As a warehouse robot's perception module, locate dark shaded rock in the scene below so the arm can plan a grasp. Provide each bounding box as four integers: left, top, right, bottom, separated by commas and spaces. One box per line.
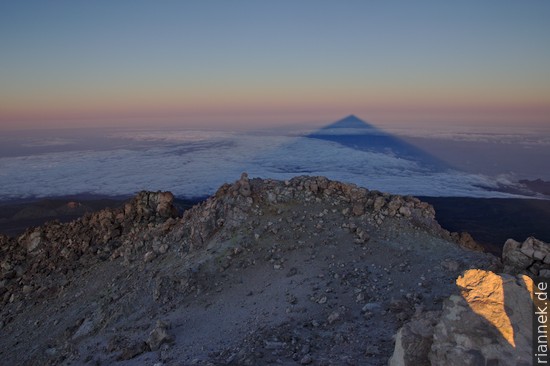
503, 237, 550, 276
147, 321, 173, 351
117, 341, 149, 361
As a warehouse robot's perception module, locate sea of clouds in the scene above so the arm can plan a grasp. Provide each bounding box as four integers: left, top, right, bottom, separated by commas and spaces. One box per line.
0, 128, 531, 200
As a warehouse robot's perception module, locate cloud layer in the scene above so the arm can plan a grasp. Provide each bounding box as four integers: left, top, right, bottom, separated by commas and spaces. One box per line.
0, 130, 529, 200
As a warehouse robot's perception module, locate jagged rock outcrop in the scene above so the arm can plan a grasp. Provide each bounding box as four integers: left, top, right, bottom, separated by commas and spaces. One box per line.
388, 311, 441, 366
503, 236, 550, 277
175, 173, 456, 253
451, 231, 485, 252
389, 269, 534, 366
0, 191, 177, 307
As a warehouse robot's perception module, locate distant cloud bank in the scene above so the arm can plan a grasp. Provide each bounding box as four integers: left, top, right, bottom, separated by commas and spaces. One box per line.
0, 129, 532, 200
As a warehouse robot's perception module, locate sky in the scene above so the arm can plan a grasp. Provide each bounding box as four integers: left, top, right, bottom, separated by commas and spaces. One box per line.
1, 0, 549, 130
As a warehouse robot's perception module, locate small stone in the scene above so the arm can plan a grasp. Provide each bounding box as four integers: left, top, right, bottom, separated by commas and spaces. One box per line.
365, 344, 380, 356
117, 342, 149, 361
287, 267, 298, 277
72, 318, 96, 339
147, 321, 173, 351
352, 204, 364, 216
441, 259, 460, 272
286, 294, 297, 304
373, 196, 386, 211
158, 244, 168, 254
300, 354, 313, 365
25, 231, 42, 252
399, 206, 411, 217
144, 251, 156, 263
356, 228, 370, 243
362, 303, 381, 312
264, 341, 286, 350
327, 311, 340, 324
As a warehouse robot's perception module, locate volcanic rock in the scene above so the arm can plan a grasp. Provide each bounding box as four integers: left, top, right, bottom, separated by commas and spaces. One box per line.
0, 175, 502, 365
430, 269, 533, 366
390, 269, 534, 366
503, 236, 550, 276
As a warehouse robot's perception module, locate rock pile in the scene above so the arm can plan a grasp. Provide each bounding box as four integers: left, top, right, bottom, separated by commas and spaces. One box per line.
175, 173, 451, 254
503, 236, 550, 277
0, 191, 177, 307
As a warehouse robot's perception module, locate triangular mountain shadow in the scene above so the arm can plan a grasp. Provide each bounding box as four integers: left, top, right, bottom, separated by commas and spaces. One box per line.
307, 115, 449, 171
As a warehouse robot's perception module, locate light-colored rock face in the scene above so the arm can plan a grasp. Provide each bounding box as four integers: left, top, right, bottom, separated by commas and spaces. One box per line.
503, 237, 550, 277
456, 270, 522, 347
431, 270, 533, 366
20, 230, 42, 253
390, 269, 535, 366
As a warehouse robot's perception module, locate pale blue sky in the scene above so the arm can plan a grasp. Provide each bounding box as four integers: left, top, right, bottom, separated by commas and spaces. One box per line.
1, 0, 549, 129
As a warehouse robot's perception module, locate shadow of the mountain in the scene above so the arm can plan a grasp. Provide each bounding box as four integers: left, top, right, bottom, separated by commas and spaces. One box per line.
307, 115, 450, 171
250, 114, 515, 197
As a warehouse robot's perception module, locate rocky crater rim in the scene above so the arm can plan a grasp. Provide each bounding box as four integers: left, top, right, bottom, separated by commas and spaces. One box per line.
0, 174, 482, 307
0, 173, 547, 365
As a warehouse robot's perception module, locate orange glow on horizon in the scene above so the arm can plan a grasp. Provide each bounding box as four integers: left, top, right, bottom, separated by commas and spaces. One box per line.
1, 80, 549, 129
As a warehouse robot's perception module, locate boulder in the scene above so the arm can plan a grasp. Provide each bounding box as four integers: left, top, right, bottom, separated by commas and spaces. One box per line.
456, 232, 484, 252
388, 311, 440, 366
134, 191, 177, 219
237, 172, 252, 197
390, 269, 534, 366
430, 270, 532, 366
24, 231, 42, 253
503, 237, 550, 276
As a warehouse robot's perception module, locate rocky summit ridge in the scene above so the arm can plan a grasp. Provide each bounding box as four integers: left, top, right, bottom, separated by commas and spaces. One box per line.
0, 174, 545, 365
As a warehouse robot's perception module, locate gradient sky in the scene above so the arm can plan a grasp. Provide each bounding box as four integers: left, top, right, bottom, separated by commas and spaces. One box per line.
1, 0, 549, 130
